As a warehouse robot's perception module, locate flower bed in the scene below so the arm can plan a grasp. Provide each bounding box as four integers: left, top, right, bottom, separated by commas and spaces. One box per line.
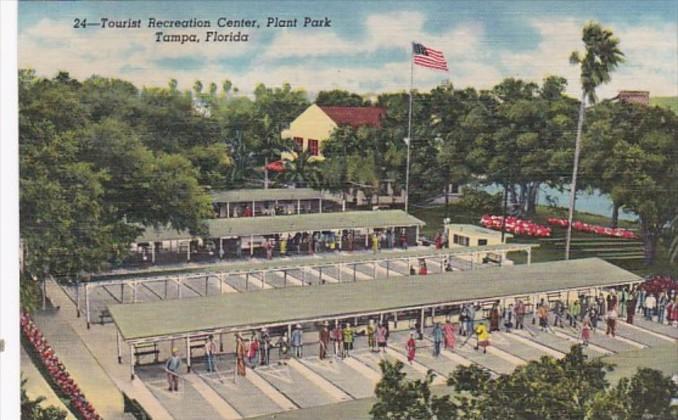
639, 275, 678, 296
480, 215, 552, 238
21, 312, 101, 420
546, 217, 639, 239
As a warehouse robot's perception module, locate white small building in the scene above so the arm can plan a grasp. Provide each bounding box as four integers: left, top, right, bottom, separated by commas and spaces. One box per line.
447, 224, 513, 265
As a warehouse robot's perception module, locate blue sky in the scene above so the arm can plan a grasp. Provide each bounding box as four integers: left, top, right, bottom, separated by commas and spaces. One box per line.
18, 1, 678, 99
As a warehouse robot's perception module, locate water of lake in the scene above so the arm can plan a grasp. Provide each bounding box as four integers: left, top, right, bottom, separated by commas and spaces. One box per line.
483, 184, 636, 222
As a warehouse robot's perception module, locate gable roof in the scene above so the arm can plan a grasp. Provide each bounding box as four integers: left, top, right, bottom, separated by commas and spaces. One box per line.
319, 106, 385, 128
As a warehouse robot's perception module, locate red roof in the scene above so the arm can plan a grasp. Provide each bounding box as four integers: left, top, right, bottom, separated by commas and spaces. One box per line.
319, 106, 385, 128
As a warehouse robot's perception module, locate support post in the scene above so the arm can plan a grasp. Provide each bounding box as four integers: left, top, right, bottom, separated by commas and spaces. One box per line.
120, 283, 124, 304
219, 333, 224, 352
151, 242, 156, 264
85, 283, 91, 329
226, 202, 230, 218
130, 344, 135, 380
75, 281, 81, 318
342, 199, 346, 212
297, 199, 301, 214
527, 248, 532, 265
116, 331, 122, 364
187, 241, 191, 262
164, 279, 168, 299
287, 324, 292, 338
319, 198, 323, 213
432, 307, 436, 322
283, 270, 287, 287
205, 275, 209, 296
353, 264, 357, 282
394, 311, 398, 328
415, 226, 420, 246
420, 308, 425, 331
186, 336, 192, 372
250, 235, 254, 257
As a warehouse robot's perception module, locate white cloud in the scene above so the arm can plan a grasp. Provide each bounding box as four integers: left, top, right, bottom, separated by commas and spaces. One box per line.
499, 18, 678, 98
261, 11, 483, 60
18, 14, 677, 98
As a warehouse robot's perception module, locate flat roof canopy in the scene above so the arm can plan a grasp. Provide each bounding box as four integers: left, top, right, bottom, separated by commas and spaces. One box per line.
109, 258, 639, 342
448, 224, 513, 238
210, 188, 327, 203
93, 243, 534, 282
137, 210, 424, 242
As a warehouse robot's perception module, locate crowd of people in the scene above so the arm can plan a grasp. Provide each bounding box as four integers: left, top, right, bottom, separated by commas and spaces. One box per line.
21, 312, 101, 420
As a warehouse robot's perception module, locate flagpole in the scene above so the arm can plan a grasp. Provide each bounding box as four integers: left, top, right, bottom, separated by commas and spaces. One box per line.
405, 43, 414, 213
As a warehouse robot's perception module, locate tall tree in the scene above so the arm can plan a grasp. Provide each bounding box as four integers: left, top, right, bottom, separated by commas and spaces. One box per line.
315, 89, 370, 107
565, 22, 624, 259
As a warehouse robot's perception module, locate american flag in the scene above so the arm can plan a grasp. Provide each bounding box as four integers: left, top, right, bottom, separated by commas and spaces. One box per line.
412, 42, 448, 71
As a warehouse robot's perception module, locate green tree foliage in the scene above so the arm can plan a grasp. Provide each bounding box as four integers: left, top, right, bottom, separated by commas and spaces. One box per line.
370, 360, 457, 420
372, 345, 677, 419
316, 89, 370, 107
19, 70, 213, 283
282, 150, 322, 188
21, 376, 68, 420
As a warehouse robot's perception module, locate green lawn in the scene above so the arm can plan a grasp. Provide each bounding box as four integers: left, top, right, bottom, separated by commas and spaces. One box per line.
650, 96, 678, 114
411, 204, 676, 277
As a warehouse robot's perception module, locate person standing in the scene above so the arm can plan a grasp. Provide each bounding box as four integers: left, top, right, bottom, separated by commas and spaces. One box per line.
205, 335, 217, 373
581, 316, 592, 346
371, 233, 379, 254
503, 304, 514, 332
376, 322, 388, 353
280, 236, 288, 257
605, 307, 618, 337
619, 287, 629, 318
367, 320, 376, 352
276, 333, 290, 365
342, 323, 354, 358
489, 303, 500, 332
331, 323, 343, 357
319, 322, 330, 360
537, 303, 549, 332
400, 229, 408, 249
644, 293, 657, 320
474, 324, 490, 354
658, 292, 668, 324
291, 324, 304, 358
264, 238, 273, 260
626, 294, 637, 324
247, 334, 259, 368
568, 299, 580, 327
406, 332, 416, 363
165, 349, 181, 392
260, 328, 271, 366
514, 300, 526, 330
432, 323, 443, 357
443, 319, 456, 350
553, 300, 564, 328
235, 334, 247, 378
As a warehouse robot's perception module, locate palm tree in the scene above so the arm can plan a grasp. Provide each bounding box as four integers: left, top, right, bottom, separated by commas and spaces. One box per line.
565, 22, 624, 259
282, 150, 321, 188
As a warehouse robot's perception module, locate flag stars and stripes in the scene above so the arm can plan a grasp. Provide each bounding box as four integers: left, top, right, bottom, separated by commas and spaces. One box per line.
412, 42, 448, 71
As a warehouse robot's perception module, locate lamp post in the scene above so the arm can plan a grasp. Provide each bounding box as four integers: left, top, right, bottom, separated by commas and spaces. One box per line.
42, 263, 49, 311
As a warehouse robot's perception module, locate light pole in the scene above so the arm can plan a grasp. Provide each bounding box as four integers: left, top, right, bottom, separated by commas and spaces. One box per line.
404, 136, 411, 213
41, 263, 49, 311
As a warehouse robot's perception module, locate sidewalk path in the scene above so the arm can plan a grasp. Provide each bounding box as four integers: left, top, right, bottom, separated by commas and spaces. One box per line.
35, 279, 169, 420
20, 347, 76, 419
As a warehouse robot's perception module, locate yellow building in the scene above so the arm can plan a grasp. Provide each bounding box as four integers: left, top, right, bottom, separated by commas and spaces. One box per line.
281, 104, 385, 160
447, 224, 514, 265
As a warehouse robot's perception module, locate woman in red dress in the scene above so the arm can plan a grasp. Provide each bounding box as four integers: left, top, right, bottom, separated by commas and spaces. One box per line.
406, 332, 416, 363
442, 320, 456, 350
581, 317, 592, 346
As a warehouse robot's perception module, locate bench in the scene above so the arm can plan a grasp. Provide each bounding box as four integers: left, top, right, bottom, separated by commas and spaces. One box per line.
99, 309, 113, 325
133, 343, 159, 365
